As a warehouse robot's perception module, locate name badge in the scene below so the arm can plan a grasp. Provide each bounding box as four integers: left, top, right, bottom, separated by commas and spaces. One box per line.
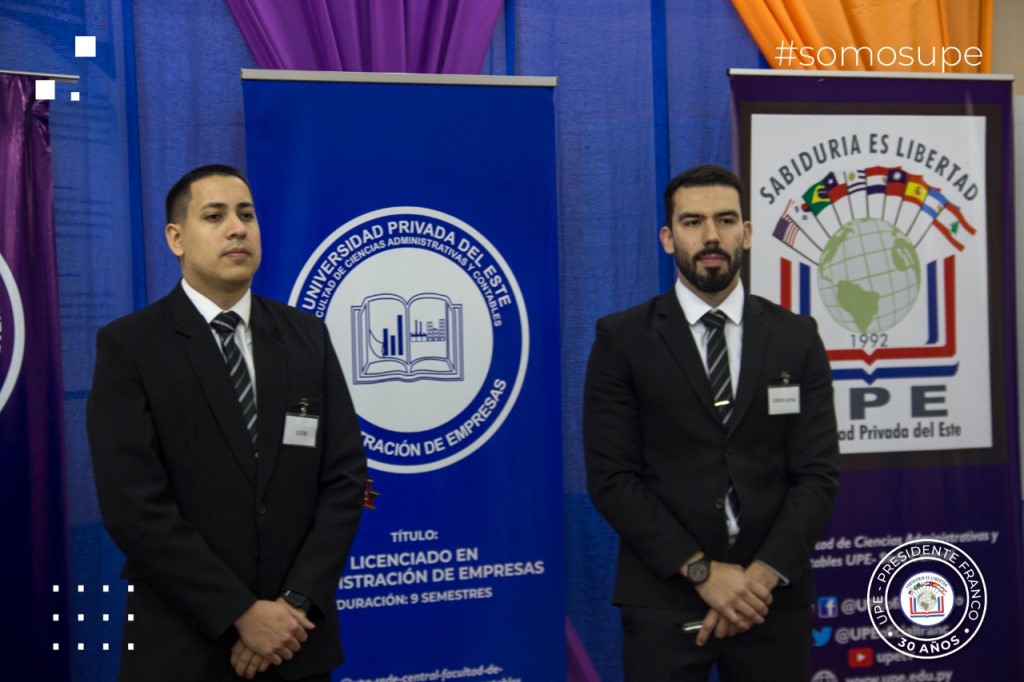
768, 384, 800, 415
283, 413, 319, 448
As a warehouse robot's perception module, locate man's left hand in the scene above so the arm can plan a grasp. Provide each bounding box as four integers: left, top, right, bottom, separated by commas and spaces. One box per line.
230, 639, 272, 679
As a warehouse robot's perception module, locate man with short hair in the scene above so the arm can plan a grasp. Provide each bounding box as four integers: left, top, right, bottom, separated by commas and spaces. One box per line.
584, 164, 840, 681
88, 164, 367, 681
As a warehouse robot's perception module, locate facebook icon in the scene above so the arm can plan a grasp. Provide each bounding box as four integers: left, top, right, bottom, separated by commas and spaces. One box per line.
817, 596, 839, 619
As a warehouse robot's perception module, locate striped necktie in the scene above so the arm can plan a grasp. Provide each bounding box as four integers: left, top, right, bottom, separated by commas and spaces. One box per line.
702, 309, 733, 424
211, 312, 258, 455
702, 309, 741, 541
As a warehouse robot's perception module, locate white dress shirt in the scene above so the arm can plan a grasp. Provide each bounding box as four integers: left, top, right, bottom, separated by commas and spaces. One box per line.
180, 279, 257, 400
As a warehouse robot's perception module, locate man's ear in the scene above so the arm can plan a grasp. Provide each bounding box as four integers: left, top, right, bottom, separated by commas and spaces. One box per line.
659, 225, 674, 255
165, 222, 184, 257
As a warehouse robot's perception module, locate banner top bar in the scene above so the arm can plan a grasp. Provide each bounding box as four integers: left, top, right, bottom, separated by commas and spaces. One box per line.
728, 68, 1013, 82
241, 69, 556, 88
0, 69, 79, 82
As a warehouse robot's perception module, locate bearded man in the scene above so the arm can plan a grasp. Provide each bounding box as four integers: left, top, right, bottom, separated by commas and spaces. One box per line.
583, 163, 840, 682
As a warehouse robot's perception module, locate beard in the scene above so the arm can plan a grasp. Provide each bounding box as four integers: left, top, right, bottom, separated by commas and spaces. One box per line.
677, 245, 743, 293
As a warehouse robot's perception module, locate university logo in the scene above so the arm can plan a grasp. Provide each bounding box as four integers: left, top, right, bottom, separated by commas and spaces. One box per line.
290, 207, 528, 474
0, 252, 25, 415
867, 538, 986, 659
751, 117, 994, 457
900, 572, 953, 625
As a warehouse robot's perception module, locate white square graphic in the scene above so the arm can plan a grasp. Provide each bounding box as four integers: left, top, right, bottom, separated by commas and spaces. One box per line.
103, 643, 110, 651
77, 643, 84, 651
53, 643, 60, 651
52, 614, 59, 622
71, 92, 80, 102
103, 613, 109, 622
127, 643, 135, 651
35, 80, 55, 100
75, 35, 96, 58
77, 614, 84, 622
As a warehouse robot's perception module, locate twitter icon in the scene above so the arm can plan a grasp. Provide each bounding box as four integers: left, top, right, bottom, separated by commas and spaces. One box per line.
812, 627, 833, 647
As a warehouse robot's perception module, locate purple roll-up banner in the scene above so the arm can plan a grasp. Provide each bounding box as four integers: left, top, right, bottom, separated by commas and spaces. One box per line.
0, 72, 69, 679
731, 69, 1023, 681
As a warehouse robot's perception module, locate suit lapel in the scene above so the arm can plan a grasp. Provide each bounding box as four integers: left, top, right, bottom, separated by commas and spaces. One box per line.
654, 291, 721, 424
730, 295, 768, 435
167, 285, 257, 487
251, 296, 286, 500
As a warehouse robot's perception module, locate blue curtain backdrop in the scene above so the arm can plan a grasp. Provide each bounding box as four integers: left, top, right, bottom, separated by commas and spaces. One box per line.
0, 1, 760, 679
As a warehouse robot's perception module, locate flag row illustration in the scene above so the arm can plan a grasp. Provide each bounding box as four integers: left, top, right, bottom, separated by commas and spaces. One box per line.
773, 167, 978, 264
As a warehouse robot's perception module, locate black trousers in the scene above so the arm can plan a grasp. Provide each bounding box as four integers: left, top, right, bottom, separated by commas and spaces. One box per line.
621, 604, 814, 682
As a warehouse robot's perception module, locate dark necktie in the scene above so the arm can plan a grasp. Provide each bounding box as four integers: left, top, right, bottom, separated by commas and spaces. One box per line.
211, 312, 258, 455
702, 309, 741, 541
702, 310, 733, 424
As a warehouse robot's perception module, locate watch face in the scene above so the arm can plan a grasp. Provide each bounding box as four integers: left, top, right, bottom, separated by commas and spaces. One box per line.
688, 559, 709, 584
284, 591, 308, 608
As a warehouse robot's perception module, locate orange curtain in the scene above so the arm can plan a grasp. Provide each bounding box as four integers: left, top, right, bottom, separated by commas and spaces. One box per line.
731, 0, 993, 73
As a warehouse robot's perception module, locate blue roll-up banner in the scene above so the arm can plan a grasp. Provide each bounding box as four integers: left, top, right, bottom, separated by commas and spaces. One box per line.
242, 71, 564, 681
731, 70, 1024, 679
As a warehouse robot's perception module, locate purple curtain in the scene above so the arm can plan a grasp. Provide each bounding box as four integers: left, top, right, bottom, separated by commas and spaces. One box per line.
567, 617, 602, 682
225, 0, 502, 73
0, 73, 69, 679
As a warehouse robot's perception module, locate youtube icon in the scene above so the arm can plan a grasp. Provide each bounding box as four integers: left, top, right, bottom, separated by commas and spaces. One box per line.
848, 647, 874, 668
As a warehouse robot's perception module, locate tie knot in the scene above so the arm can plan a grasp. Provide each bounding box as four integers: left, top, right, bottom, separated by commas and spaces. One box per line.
702, 309, 727, 331
211, 311, 242, 337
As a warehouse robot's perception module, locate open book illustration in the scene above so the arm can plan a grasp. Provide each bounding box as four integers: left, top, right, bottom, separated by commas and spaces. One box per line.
351, 293, 464, 384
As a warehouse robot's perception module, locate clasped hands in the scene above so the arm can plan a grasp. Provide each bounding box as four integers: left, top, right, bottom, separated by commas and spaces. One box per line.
230, 597, 315, 679
680, 556, 779, 646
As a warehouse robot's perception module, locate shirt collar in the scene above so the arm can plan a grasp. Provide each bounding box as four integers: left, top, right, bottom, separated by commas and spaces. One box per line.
180, 278, 252, 329
673, 277, 745, 328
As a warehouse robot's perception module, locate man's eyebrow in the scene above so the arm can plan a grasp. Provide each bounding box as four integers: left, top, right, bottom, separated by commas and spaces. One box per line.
677, 209, 740, 219
198, 201, 254, 211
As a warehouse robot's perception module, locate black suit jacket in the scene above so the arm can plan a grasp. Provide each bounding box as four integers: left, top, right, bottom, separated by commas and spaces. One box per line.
87, 284, 367, 681
583, 289, 839, 611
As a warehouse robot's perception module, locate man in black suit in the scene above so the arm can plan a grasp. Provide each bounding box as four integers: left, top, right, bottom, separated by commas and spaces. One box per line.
88, 164, 367, 681
584, 164, 840, 681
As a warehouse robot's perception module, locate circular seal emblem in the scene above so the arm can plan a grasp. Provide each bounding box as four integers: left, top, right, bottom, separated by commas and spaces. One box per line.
289, 207, 528, 474
867, 538, 986, 659
0, 252, 26, 415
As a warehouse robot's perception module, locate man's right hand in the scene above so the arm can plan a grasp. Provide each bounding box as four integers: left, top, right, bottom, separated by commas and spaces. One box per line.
234, 599, 314, 664
692, 561, 772, 632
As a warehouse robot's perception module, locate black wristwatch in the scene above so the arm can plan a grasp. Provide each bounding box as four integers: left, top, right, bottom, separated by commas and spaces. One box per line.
281, 589, 310, 613
684, 556, 711, 585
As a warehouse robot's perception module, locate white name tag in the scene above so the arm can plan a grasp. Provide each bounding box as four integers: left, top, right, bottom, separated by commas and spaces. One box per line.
283, 414, 319, 448
768, 384, 800, 415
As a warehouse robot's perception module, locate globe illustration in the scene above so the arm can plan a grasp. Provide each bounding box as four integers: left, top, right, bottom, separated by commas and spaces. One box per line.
817, 218, 921, 334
